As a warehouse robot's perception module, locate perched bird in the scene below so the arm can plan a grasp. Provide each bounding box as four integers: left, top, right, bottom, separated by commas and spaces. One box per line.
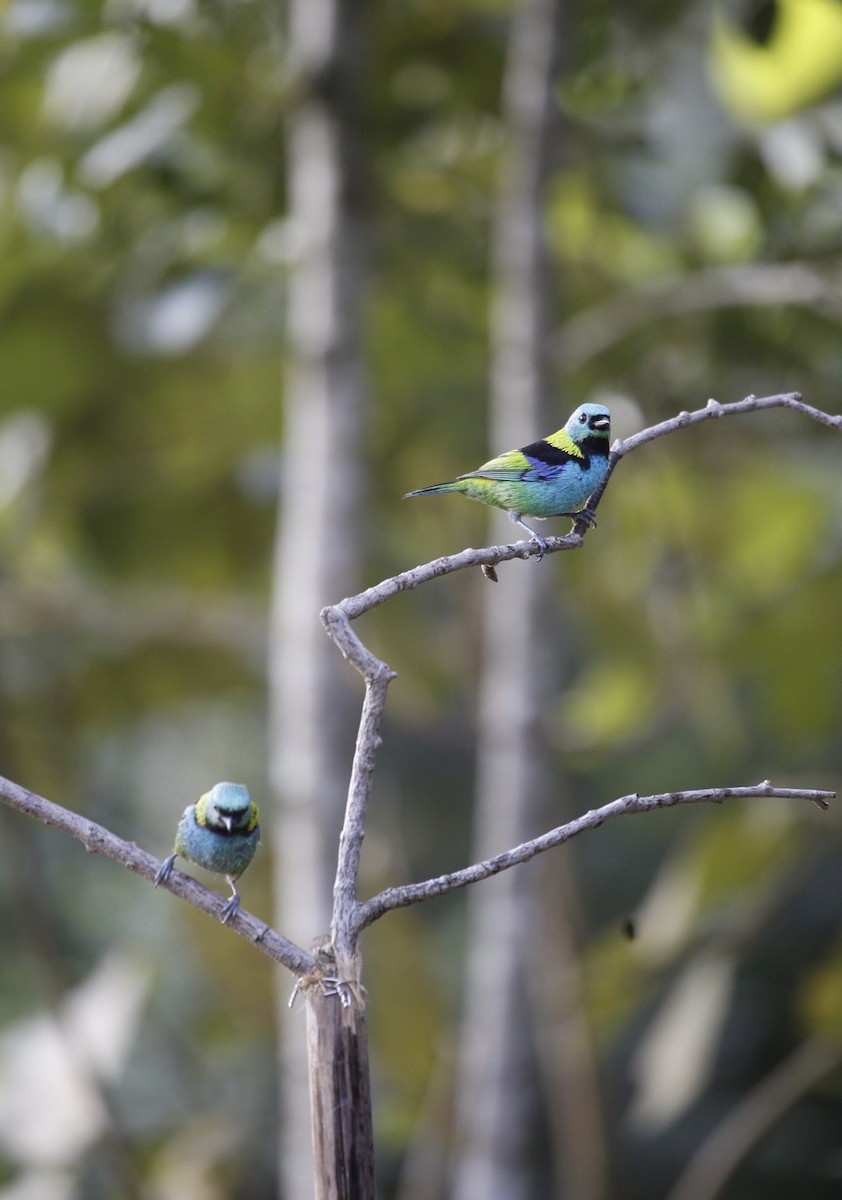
403, 402, 611, 558
154, 781, 260, 924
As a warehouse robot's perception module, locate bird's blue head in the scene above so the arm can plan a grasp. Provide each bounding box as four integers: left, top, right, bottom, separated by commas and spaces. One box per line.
565, 403, 611, 444
198, 781, 259, 834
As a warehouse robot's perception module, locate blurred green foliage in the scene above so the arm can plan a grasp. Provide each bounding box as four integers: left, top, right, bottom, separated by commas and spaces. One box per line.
0, 1, 840, 1198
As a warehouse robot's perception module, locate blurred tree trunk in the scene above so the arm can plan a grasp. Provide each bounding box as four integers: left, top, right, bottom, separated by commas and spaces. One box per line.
269, 1, 366, 1196
451, 1, 608, 1198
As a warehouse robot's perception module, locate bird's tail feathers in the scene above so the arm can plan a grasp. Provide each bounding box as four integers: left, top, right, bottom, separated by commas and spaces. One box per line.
403, 480, 464, 499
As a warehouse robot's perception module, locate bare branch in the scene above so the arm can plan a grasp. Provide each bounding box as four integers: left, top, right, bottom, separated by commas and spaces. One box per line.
327, 535, 583, 623
617, 390, 841, 449
355, 783, 834, 932
329, 654, 395, 960
0, 774, 316, 977
580, 390, 841, 527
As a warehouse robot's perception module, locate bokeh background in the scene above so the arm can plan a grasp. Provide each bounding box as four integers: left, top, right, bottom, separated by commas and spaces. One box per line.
0, 1, 841, 1198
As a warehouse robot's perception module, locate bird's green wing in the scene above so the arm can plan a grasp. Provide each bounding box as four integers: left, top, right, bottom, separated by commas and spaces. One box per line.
460, 448, 533, 482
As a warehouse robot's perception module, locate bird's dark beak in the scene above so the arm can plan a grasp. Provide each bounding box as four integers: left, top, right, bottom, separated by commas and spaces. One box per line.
222, 814, 235, 832
591, 416, 610, 430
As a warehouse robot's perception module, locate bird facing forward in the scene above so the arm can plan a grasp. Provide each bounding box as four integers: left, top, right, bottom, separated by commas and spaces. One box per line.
154, 781, 260, 924
404, 402, 611, 558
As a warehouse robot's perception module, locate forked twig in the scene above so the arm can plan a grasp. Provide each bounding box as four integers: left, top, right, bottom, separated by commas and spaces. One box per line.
0, 392, 837, 971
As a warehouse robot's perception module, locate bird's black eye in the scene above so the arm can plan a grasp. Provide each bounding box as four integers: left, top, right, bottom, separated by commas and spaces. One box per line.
578, 412, 588, 423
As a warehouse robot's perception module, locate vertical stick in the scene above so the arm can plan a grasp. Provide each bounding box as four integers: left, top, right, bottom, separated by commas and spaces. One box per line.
307, 980, 377, 1200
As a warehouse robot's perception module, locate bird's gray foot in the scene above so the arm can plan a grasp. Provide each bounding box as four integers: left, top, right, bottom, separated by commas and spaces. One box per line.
154, 854, 176, 887
220, 881, 241, 924
508, 511, 548, 560
530, 532, 549, 561
567, 506, 597, 529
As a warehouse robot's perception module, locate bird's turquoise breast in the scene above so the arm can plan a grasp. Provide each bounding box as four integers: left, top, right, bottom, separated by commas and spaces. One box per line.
175, 809, 259, 878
